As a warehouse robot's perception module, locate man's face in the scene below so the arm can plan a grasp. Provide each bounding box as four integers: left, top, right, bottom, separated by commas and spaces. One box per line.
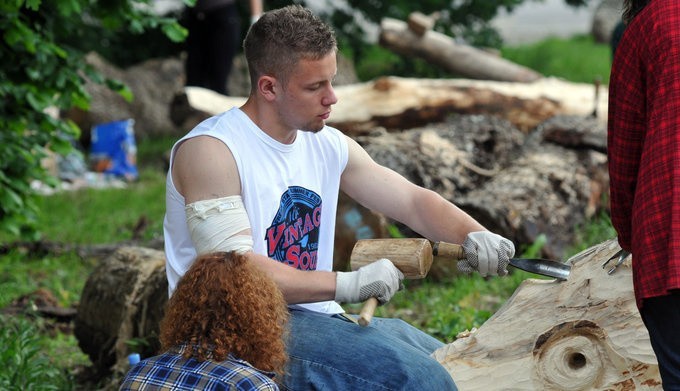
275, 52, 338, 133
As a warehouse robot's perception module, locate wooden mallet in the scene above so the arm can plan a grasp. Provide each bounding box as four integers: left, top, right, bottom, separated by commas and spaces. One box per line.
350, 238, 439, 326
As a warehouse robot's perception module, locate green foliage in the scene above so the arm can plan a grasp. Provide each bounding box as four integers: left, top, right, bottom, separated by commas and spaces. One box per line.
501, 34, 612, 84
568, 210, 617, 254
519, 233, 547, 258
313, 0, 594, 78
0, 315, 74, 390
0, 1, 186, 240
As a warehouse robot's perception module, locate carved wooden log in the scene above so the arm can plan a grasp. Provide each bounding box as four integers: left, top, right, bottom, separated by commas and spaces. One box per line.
74, 247, 167, 377
433, 239, 661, 390
379, 17, 543, 83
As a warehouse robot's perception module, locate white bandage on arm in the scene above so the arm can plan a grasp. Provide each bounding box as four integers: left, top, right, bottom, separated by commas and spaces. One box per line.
185, 195, 254, 255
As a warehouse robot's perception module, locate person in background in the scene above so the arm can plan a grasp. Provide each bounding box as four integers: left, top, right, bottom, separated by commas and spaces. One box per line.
607, 0, 680, 388
183, 0, 263, 95
164, 5, 515, 389
119, 252, 288, 390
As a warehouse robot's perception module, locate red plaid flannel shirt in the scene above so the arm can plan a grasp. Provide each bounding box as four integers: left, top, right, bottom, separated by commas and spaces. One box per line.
608, 0, 680, 308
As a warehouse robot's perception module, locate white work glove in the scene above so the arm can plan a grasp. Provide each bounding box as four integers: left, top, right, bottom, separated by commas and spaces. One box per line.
335, 258, 404, 305
458, 231, 515, 277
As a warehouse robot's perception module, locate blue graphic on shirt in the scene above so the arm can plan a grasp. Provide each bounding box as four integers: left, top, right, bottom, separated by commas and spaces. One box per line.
265, 186, 322, 270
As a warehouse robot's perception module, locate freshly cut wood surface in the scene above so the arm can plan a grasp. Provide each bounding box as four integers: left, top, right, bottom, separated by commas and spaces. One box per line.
432, 239, 661, 390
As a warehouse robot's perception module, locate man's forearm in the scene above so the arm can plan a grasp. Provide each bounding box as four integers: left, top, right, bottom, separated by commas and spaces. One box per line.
246, 251, 337, 304
409, 189, 485, 244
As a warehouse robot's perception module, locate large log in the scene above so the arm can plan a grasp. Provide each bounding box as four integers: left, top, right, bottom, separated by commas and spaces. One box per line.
379, 17, 543, 83
174, 76, 606, 136
74, 247, 168, 379
355, 114, 609, 260
458, 144, 608, 259
433, 239, 661, 390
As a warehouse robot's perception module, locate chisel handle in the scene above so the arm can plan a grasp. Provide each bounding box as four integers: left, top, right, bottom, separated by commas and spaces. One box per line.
432, 241, 465, 260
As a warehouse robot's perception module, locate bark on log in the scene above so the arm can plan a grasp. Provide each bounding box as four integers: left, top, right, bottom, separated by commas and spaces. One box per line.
74, 247, 168, 377
379, 17, 543, 83
458, 143, 608, 259
355, 114, 609, 260
433, 239, 662, 390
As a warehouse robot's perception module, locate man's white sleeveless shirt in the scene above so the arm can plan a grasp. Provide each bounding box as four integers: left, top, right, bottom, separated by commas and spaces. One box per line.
164, 107, 348, 314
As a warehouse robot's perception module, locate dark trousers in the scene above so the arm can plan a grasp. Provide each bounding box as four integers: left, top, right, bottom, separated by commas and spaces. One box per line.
640, 291, 680, 390
183, 3, 240, 95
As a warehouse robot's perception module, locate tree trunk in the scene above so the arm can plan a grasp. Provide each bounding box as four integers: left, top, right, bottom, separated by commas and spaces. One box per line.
355, 115, 609, 260
379, 17, 543, 83
74, 247, 168, 378
171, 76, 606, 138
433, 239, 661, 390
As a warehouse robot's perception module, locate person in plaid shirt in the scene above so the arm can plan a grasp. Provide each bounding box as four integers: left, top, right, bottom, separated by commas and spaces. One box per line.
607, 0, 680, 388
120, 252, 289, 390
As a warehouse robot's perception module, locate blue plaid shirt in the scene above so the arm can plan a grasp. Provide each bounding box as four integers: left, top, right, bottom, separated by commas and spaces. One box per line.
119, 345, 279, 390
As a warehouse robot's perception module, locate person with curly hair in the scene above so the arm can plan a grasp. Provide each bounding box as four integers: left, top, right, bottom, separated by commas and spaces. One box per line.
163, 4, 515, 389
120, 252, 288, 390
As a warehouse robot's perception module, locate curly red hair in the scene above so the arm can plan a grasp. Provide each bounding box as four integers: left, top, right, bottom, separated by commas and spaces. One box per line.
159, 252, 289, 375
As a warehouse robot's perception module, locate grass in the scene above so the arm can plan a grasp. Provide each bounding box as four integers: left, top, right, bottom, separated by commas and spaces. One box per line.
32, 168, 166, 245
0, 35, 617, 388
501, 34, 612, 84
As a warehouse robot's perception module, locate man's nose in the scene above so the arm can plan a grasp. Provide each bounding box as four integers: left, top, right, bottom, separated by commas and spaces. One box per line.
322, 86, 338, 106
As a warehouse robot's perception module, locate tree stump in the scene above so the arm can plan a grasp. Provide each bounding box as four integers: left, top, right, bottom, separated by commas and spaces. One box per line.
433, 238, 662, 390
74, 246, 168, 378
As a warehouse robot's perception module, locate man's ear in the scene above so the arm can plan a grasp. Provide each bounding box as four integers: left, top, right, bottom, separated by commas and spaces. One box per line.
258, 75, 278, 102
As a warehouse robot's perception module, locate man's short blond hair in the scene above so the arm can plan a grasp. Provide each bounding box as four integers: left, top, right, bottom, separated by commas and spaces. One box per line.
243, 5, 337, 90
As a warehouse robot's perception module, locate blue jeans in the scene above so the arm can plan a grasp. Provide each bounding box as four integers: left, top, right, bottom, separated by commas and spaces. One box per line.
280, 309, 457, 390
639, 291, 680, 390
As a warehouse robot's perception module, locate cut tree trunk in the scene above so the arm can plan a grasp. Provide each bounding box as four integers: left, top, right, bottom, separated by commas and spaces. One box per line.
74, 247, 168, 379
458, 143, 608, 259
433, 239, 661, 390
355, 114, 609, 260
379, 17, 543, 83
173, 76, 606, 137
